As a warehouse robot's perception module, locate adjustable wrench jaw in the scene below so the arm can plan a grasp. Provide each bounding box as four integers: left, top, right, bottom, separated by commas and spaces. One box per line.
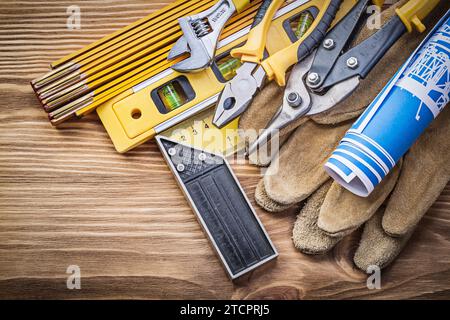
168, 0, 238, 72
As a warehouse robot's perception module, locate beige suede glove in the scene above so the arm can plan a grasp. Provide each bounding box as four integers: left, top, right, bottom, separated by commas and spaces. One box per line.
239, 1, 450, 270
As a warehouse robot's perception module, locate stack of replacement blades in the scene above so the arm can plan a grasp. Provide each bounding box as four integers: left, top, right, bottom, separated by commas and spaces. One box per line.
31, 0, 264, 125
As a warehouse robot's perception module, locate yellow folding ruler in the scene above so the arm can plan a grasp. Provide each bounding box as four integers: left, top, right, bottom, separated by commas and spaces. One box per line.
32, 0, 266, 125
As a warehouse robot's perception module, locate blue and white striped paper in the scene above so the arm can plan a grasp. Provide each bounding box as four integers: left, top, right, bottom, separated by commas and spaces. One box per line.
325, 10, 450, 197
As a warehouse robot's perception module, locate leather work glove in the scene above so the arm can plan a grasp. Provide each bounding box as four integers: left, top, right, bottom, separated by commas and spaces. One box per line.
239, 0, 450, 270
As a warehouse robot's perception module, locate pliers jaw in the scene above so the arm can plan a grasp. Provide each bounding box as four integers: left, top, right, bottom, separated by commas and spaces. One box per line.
168, 0, 237, 73
213, 83, 249, 128
213, 62, 267, 128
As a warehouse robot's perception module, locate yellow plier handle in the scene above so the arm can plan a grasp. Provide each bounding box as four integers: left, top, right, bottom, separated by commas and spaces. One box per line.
262, 0, 342, 86
396, 0, 440, 33
231, 0, 285, 63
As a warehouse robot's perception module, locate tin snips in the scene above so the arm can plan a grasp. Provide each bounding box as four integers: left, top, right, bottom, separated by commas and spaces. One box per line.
246, 0, 440, 154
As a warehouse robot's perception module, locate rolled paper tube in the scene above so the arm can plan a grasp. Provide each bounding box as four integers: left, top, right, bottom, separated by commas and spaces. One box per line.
325, 10, 450, 197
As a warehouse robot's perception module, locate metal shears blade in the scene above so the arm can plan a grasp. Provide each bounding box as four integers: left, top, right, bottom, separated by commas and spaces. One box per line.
247, 52, 360, 155
213, 62, 267, 128
168, 0, 237, 73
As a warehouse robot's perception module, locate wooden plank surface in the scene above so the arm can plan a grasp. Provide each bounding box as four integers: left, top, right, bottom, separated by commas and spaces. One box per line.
0, 0, 449, 300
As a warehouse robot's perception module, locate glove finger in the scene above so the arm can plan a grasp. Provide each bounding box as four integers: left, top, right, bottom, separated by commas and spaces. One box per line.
383, 106, 450, 237
312, 0, 448, 125
255, 179, 292, 213
262, 120, 351, 207
293, 181, 342, 254
353, 208, 413, 271
318, 159, 402, 237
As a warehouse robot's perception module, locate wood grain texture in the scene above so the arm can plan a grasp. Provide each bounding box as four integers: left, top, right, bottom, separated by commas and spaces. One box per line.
0, 0, 449, 300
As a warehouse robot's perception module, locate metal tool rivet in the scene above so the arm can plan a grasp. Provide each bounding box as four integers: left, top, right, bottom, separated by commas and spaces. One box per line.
168, 148, 177, 156
323, 38, 335, 50
287, 92, 302, 108
176, 163, 185, 172
198, 153, 206, 161
307, 72, 320, 86
347, 57, 359, 69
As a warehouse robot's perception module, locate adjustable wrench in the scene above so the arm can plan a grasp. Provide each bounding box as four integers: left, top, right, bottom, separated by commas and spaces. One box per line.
168, 0, 252, 72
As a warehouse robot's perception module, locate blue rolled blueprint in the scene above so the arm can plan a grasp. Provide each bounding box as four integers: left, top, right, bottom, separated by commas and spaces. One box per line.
324, 11, 450, 197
